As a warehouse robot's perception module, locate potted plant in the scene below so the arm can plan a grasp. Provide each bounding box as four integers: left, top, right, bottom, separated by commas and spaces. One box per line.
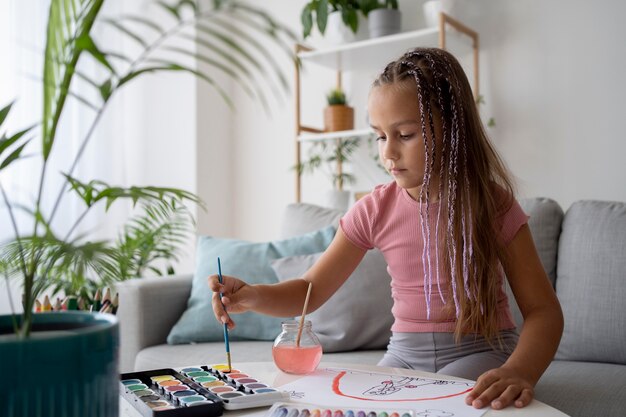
324, 88, 355, 132
0, 1, 294, 416
301, 0, 367, 43
360, 0, 402, 38
295, 136, 360, 209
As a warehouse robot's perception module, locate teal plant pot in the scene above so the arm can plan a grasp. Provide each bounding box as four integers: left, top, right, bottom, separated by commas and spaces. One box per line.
0, 312, 119, 417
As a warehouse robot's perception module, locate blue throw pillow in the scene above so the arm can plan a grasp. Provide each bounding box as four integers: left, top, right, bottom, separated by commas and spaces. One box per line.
167, 226, 336, 344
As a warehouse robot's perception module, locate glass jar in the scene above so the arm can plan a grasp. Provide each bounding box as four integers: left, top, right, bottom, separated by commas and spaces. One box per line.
272, 320, 323, 374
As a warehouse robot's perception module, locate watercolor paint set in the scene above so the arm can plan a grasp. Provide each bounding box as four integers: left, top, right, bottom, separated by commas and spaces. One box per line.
266, 403, 416, 417
120, 364, 289, 416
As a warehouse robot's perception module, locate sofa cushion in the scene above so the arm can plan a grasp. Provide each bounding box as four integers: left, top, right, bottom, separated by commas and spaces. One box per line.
535, 360, 626, 417
167, 227, 336, 344
555, 200, 626, 364
271, 250, 393, 353
280, 203, 345, 239
505, 198, 564, 329
518, 198, 563, 286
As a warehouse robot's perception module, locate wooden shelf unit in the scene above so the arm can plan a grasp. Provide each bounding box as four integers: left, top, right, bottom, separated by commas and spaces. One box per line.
294, 12, 479, 202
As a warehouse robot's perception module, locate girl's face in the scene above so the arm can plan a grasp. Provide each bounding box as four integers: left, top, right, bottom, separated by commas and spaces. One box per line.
368, 83, 441, 202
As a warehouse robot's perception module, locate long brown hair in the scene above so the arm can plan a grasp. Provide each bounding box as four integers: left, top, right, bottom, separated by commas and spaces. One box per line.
373, 47, 515, 342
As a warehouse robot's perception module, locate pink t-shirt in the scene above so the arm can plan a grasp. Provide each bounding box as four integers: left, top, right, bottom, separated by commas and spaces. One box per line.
340, 181, 528, 333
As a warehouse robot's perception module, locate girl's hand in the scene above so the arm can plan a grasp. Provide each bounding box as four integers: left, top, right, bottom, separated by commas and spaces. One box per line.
208, 274, 257, 330
465, 366, 534, 410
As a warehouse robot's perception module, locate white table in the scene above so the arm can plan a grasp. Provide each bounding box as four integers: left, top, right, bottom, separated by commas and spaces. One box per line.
120, 361, 569, 417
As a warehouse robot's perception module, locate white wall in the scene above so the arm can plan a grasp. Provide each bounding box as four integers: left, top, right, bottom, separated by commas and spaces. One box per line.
200, 0, 626, 241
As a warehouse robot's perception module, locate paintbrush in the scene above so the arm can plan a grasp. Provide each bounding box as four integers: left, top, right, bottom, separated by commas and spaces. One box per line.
217, 257, 232, 372
296, 281, 313, 347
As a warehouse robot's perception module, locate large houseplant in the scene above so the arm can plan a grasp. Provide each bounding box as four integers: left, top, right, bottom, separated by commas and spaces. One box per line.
0, 1, 294, 416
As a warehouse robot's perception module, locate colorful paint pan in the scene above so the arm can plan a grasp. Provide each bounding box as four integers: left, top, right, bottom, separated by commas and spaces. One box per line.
201, 380, 225, 388
180, 367, 203, 373
234, 377, 257, 384
146, 400, 170, 409
225, 373, 248, 379
209, 364, 230, 371
209, 386, 235, 393
150, 375, 175, 382
152, 405, 176, 410
172, 390, 198, 398
157, 379, 181, 387
139, 395, 161, 402
185, 371, 210, 377
165, 384, 189, 393
126, 383, 149, 391
121, 379, 142, 385
194, 376, 217, 383
218, 391, 244, 399
133, 389, 155, 397
244, 382, 267, 390
254, 387, 277, 393
179, 395, 209, 404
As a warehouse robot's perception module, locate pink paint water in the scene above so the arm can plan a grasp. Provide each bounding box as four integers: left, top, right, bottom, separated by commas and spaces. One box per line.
272, 344, 322, 374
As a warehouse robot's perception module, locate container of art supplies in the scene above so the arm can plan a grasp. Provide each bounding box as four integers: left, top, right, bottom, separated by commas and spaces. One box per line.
272, 320, 322, 374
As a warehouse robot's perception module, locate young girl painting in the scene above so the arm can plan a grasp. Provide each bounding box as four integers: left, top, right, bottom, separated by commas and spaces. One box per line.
209, 47, 563, 410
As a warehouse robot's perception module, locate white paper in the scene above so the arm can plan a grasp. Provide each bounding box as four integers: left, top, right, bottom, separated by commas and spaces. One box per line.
278, 367, 486, 417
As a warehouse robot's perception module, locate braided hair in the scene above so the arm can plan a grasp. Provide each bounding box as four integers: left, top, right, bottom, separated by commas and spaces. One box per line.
373, 47, 515, 342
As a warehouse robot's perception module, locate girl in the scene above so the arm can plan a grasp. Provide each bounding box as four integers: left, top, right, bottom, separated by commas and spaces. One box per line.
209, 47, 563, 410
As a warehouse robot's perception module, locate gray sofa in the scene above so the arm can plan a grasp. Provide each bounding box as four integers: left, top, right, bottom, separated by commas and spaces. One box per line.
117, 198, 626, 417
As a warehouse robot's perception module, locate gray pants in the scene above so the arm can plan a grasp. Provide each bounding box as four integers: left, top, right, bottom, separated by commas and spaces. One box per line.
378, 330, 519, 381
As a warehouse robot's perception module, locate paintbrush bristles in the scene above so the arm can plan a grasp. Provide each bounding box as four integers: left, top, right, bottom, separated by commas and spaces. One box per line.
296, 281, 313, 347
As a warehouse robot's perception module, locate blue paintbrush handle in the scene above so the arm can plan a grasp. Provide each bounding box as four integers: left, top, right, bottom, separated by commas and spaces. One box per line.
217, 257, 231, 355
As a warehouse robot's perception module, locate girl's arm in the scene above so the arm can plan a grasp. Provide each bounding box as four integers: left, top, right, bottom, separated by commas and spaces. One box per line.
209, 228, 367, 329
467, 223, 564, 410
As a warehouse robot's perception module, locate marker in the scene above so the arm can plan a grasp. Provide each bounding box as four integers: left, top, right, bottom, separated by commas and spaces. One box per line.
217, 257, 232, 372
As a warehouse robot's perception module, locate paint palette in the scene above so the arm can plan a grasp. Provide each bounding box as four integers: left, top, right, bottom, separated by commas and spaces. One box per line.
120, 368, 223, 416
120, 364, 290, 415
197, 363, 290, 410
265, 403, 416, 417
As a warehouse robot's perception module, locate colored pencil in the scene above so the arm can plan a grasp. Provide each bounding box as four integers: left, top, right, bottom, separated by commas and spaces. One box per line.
102, 288, 111, 305
99, 299, 112, 313
296, 281, 313, 347
42, 295, 52, 312
91, 289, 102, 312
67, 296, 78, 311
217, 257, 232, 372
111, 292, 119, 315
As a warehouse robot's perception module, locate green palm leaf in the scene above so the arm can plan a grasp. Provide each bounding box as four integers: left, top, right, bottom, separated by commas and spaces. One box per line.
42, 0, 105, 160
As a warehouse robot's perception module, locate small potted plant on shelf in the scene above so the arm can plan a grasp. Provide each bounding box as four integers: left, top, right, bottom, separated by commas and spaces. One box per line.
301, 0, 366, 43
324, 88, 355, 132
360, 0, 401, 38
295, 137, 360, 209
